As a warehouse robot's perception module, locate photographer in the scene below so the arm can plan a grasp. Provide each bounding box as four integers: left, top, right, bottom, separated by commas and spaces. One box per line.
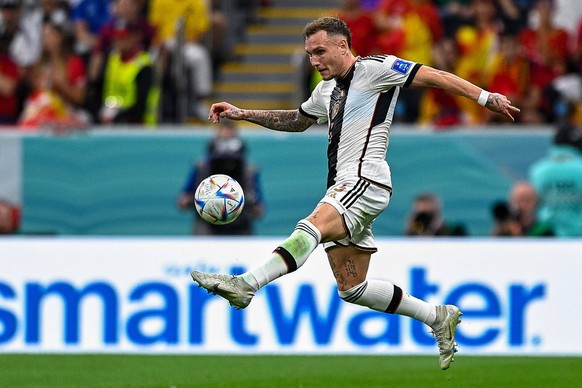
404, 192, 467, 236
490, 181, 554, 237
177, 120, 264, 235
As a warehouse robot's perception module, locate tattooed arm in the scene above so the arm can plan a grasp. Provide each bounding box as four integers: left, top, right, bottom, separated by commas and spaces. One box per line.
410, 65, 521, 121
208, 101, 316, 132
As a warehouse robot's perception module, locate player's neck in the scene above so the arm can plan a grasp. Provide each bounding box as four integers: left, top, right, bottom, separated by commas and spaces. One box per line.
336, 57, 357, 83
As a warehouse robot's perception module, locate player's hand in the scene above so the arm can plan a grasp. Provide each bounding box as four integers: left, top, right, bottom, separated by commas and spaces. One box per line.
208, 101, 245, 123
486, 93, 521, 121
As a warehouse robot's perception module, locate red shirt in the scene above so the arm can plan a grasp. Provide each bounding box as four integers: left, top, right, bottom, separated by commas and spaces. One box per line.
67, 55, 87, 87
0, 53, 21, 121
95, 18, 156, 54
339, 11, 376, 56
519, 27, 570, 88
376, 0, 443, 58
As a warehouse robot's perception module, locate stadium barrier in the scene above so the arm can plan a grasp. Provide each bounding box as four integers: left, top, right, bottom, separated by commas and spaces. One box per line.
0, 237, 579, 355
0, 126, 553, 236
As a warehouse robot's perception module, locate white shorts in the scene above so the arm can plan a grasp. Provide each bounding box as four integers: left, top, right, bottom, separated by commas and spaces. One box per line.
320, 176, 391, 252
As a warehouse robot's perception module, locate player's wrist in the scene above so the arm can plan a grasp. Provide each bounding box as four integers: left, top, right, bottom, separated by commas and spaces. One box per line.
477, 90, 490, 106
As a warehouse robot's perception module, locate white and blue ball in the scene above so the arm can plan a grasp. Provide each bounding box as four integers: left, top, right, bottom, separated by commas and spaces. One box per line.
194, 174, 245, 225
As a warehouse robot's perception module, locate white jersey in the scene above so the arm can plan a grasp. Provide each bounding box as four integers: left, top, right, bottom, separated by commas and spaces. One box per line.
300, 55, 421, 190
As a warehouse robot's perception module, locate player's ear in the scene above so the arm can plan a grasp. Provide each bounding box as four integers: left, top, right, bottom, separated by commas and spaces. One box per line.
340, 40, 349, 54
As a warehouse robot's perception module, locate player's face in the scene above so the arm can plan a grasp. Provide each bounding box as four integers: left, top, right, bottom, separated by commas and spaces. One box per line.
305, 30, 348, 81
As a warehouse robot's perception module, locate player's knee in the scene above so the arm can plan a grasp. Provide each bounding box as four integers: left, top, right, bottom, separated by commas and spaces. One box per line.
338, 280, 368, 305
296, 218, 322, 243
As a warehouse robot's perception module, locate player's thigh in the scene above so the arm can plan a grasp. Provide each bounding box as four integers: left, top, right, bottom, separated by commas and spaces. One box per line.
326, 245, 371, 291
305, 202, 348, 242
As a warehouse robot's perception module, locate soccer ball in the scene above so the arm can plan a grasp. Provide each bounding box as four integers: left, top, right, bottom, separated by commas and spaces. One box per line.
194, 174, 245, 225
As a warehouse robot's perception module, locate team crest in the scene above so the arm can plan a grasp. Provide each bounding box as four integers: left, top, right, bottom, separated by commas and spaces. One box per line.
330, 87, 346, 120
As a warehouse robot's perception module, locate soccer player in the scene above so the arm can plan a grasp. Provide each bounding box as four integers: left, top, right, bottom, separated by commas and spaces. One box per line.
191, 17, 520, 370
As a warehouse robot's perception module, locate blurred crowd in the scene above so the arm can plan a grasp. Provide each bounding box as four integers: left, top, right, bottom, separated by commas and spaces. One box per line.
1, 0, 581, 130
0, 0, 581, 237
332, 0, 582, 127
0, 0, 262, 129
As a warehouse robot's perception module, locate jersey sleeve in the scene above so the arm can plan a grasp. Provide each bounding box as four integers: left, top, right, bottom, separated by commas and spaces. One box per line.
369, 55, 422, 90
300, 82, 329, 124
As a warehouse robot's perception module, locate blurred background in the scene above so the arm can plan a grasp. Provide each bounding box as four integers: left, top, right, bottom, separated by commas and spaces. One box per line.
0, 1, 582, 381
1, 0, 581, 238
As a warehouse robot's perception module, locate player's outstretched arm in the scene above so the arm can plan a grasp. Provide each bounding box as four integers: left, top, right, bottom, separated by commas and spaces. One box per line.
411, 66, 521, 121
209, 101, 316, 132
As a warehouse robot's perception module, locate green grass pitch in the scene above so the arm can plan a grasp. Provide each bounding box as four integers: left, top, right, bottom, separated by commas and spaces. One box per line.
1, 355, 581, 387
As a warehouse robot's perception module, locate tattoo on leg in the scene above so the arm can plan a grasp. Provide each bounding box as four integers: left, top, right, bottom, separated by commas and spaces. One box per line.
345, 260, 357, 278
329, 256, 337, 271
338, 274, 347, 288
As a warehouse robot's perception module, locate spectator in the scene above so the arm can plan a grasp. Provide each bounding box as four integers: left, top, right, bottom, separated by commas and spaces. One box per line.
529, 107, 582, 237
337, 0, 377, 57
433, 0, 473, 38
454, 0, 502, 125
552, 0, 582, 37
495, 0, 522, 35
29, 0, 71, 26
511, 0, 538, 31
0, 198, 19, 234
418, 37, 464, 128
88, 20, 157, 124
573, 17, 582, 75
491, 181, 554, 236
87, 0, 155, 82
374, 0, 443, 65
148, 0, 213, 121
177, 119, 264, 235
71, 0, 113, 62
374, 0, 444, 123
0, 0, 42, 68
404, 192, 467, 236
485, 30, 538, 124
519, 0, 571, 122
547, 16, 582, 124
18, 14, 89, 129
0, 18, 22, 125
208, 0, 235, 80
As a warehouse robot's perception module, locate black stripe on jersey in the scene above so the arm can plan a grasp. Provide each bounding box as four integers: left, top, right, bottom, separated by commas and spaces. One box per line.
327, 91, 345, 188
326, 65, 355, 188
403, 63, 423, 88
370, 87, 396, 128
355, 88, 397, 187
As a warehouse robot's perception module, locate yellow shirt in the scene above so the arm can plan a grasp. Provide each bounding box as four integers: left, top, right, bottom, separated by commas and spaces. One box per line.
400, 13, 434, 66
149, 0, 210, 43
103, 51, 152, 110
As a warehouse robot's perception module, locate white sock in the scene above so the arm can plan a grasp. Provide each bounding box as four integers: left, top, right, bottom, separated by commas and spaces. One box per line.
240, 219, 321, 290
339, 280, 437, 325
396, 292, 437, 326
338, 280, 394, 311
